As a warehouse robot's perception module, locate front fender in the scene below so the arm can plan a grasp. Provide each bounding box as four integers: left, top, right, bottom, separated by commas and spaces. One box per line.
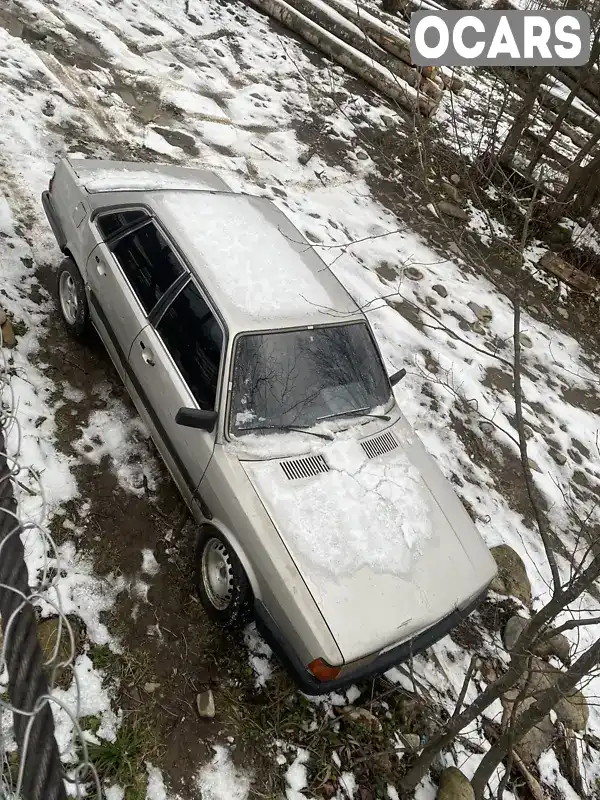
195, 522, 262, 600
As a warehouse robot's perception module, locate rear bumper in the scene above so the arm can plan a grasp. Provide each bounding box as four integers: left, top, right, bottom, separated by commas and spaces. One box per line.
41, 190, 67, 251
255, 587, 489, 695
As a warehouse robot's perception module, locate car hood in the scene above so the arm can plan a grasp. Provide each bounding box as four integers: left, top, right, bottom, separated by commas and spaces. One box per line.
240, 416, 496, 663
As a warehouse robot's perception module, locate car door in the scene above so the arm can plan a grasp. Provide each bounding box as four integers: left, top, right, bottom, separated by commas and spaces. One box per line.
86, 210, 186, 375
128, 277, 225, 505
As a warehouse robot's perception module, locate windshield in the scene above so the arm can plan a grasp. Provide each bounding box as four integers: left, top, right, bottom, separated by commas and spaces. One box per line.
229, 322, 392, 436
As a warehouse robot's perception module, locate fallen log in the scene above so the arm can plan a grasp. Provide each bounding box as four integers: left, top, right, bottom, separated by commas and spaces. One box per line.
324, 0, 464, 94
288, 0, 442, 100
246, 0, 439, 116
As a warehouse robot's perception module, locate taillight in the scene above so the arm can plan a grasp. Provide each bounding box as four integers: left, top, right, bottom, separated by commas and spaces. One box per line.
307, 658, 341, 682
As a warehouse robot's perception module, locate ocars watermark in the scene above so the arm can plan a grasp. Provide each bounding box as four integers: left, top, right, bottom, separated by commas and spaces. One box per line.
410, 10, 590, 66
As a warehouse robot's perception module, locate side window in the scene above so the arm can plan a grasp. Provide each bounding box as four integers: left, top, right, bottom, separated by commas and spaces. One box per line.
96, 209, 148, 240
157, 282, 223, 410
110, 222, 184, 314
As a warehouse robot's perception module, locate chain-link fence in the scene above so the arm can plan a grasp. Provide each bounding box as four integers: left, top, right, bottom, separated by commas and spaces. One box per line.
0, 333, 101, 799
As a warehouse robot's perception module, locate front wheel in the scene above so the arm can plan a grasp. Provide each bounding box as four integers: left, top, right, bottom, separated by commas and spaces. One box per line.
56, 257, 89, 340
194, 529, 252, 629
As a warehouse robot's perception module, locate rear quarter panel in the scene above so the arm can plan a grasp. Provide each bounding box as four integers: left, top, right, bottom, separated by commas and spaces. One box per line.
48, 158, 91, 270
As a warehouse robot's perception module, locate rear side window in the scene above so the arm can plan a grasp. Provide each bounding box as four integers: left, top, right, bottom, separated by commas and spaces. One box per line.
111, 222, 185, 314
96, 209, 148, 240
157, 282, 223, 410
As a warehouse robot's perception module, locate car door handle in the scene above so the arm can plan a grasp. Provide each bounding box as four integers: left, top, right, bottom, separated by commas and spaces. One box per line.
140, 341, 155, 367
94, 255, 106, 276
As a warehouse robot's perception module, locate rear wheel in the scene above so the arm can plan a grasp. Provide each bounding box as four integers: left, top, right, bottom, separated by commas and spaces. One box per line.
56, 257, 89, 340
194, 529, 252, 629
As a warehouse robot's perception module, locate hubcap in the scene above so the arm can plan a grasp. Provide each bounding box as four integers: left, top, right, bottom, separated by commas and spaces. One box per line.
201, 538, 234, 611
59, 271, 79, 326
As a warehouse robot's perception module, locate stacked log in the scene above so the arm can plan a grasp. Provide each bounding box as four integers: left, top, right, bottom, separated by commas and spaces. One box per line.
245, 0, 466, 116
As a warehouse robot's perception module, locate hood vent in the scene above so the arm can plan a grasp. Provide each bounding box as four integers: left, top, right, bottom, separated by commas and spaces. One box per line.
361, 431, 399, 459
280, 454, 330, 481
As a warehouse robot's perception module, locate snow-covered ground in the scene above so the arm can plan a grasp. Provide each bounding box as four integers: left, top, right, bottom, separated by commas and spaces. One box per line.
1, 0, 599, 798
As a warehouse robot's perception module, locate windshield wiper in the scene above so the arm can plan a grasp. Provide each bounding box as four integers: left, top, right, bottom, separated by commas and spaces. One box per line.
243, 424, 334, 441
316, 407, 391, 422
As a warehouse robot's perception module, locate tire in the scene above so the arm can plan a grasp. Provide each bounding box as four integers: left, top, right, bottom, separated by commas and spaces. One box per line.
56, 257, 89, 340
194, 529, 252, 629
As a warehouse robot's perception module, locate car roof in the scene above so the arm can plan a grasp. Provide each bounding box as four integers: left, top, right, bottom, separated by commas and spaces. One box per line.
145, 189, 363, 332
68, 158, 364, 332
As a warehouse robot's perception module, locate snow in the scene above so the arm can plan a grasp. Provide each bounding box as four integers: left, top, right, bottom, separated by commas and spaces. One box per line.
285, 748, 309, 800
145, 762, 169, 800
141, 549, 160, 577
72, 403, 159, 497
539, 750, 583, 800
244, 624, 273, 688
52, 655, 119, 758
195, 746, 251, 800
79, 168, 218, 193
157, 192, 354, 322
245, 436, 431, 577
339, 772, 357, 798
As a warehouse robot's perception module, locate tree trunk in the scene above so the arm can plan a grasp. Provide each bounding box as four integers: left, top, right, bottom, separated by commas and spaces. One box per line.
290, 0, 442, 100
470, 637, 600, 798
559, 146, 600, 217
498, 68, 549, 165
327, 0, 413, 63
532, 25, 600, 171
401, 552, 600, 793
528, 77, 586, 172
245, 0, 439, 115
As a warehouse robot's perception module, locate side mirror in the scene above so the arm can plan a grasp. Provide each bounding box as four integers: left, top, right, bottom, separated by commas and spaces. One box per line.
175, 407, 217, 432
389, 368, 407, 387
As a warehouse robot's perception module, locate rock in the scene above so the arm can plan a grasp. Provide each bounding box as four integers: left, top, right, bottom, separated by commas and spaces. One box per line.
558, 307, 569, 319
397, 732, 422, 750
519, 333, 533, 348
443, 183, 462, 205
555, 689, 589, 732
472, 322, 486, 335
517, 708, 555, 762
432, 284, 448, 298
508, 658, 589, 732
438, 201, 469, 221
479, 420, 494, 434
144, 682, 161, 694
523, 426, 534, 440
528, 458, 542, 473
196, 689, 215, 719
542, 632, 571, 665
0, 309, 6, 326
450, 173, 461, 186
42, 99, 56, 117
504, 614, 570, 661
550, 449, 567, 466
343, 706, 382, 732
468, 301, 493, 324
489, 545, 532, 607
356, 150, 369, 161
405, 267, 424, 281
503, 615, 528, 652
437, 767, 474, 800
1, 319, 16, 348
